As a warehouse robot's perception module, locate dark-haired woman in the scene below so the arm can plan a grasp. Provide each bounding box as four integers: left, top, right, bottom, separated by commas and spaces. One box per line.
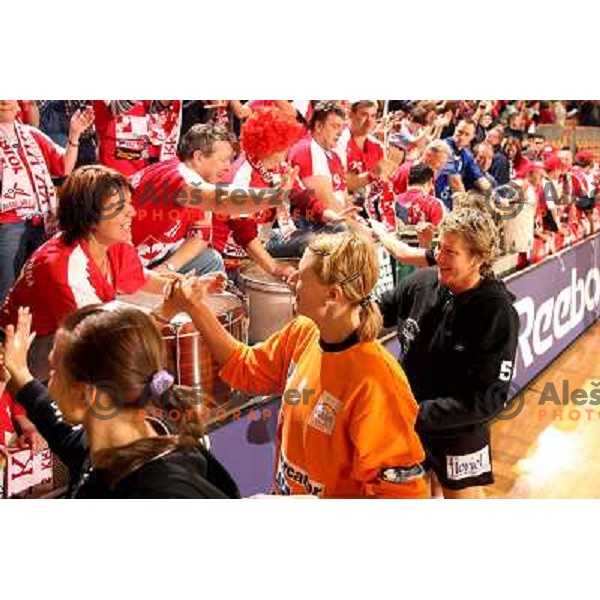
503, 137, 531, 181
0, 165, 171, 378
0, 306, 239, 499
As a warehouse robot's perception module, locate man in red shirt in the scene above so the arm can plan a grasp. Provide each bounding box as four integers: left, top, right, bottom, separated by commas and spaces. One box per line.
288, 101, 350, 235
339, 100, 399, 232
391, 139, 451, 196
130, 123, 297, 276
398, 164, 446, 227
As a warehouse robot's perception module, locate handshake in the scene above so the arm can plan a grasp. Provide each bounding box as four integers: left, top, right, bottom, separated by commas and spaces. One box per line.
153, 271, 229, 322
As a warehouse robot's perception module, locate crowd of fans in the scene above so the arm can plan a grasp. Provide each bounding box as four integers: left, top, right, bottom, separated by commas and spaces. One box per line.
0, 99, 599, 498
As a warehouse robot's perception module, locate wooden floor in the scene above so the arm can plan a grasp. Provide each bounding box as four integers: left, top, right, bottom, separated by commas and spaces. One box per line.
486, 320, 600, 498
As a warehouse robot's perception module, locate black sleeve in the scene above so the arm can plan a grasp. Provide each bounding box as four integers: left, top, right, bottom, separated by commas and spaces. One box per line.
416, 300, 520, 432
378, 281, 408, 329
378, 270, 427, 329
16, 380, 87, 474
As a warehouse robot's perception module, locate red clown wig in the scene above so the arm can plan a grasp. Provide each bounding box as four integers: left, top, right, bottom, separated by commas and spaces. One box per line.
240, 107, 303, 161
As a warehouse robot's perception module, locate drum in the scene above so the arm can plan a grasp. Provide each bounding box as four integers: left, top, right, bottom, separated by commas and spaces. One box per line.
161, 292, 247, 406
239, 260, 297, 344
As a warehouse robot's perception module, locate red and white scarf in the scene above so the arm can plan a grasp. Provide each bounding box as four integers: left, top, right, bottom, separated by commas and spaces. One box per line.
0, 123, 57, 230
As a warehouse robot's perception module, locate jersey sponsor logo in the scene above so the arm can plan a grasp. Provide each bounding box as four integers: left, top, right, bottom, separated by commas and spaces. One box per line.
275, 452, 324, 496
446, 446, 491, 481
380, 464, 425, 484
308, 391, 341, 435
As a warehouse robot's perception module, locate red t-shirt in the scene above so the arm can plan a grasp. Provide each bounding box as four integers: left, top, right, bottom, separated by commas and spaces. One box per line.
391, 160, 412, 195
0, 125, 65, 224
130, 158, 211, 266
0, 390, 25, 436
0, 234, 146, 337
400, 188, 446, 226
343, 135, 384, 174
288, 137, 347, 208
93, 101, 152, 176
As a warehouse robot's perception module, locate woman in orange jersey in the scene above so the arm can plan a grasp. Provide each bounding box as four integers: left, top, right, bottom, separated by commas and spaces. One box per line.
168, 231, 427, 498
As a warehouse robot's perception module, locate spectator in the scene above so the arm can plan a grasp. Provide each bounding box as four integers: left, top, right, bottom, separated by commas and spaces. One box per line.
392, 139, 451, 196
93, 101, 181, 177
436, 119, 491, 210
1, 306, 240, 498
340, 100, 398, 232
40, 101, 97, 169
289, 101, 348, 212
504, 137, 531, 181
524, 132, 546, 162
505, 111, 526, 140
487, 127, 510, 185
130, 123, 296, 276
0, 100, 93, 303
473, 141, 498, 188
397, 164, 446, 227
0, 166, 171, 379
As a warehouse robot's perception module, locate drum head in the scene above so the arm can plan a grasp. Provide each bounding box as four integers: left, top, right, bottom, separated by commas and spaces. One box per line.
240, 260, 298, 291
206, 291, 242, 316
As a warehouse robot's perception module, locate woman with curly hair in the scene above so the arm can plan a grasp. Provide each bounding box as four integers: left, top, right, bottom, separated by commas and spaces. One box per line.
378, 209, 519, 498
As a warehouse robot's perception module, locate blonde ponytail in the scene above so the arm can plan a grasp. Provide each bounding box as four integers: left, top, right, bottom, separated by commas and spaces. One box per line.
357, 298, 383, 342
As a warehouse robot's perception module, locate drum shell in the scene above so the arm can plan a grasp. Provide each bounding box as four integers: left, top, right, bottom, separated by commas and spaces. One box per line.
161, 293, 246, 405
239, 260, 297, 344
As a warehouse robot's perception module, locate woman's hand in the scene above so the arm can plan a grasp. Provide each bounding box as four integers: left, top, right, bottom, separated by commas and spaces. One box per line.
167, 272, 228, 312
416, 221, 435, 248
3, 307, 36, 389
271, 263, 297, 282
68, 106, 94, 141
16, 425, 47, 454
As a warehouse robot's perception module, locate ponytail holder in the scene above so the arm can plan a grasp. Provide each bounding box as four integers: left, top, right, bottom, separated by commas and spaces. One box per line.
359, 294, 373, 309
149, 370, 174, 398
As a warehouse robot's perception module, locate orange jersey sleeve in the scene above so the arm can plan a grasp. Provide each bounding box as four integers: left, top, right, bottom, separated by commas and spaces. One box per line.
219, 317, 318, 396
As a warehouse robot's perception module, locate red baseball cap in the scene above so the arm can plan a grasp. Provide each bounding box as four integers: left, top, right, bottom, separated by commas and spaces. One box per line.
575, 150, 594, 163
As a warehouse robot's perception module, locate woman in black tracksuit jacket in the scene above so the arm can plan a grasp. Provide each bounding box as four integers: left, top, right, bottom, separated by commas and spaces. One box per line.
1, 305, 239, 499
378, 208, 519, 498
